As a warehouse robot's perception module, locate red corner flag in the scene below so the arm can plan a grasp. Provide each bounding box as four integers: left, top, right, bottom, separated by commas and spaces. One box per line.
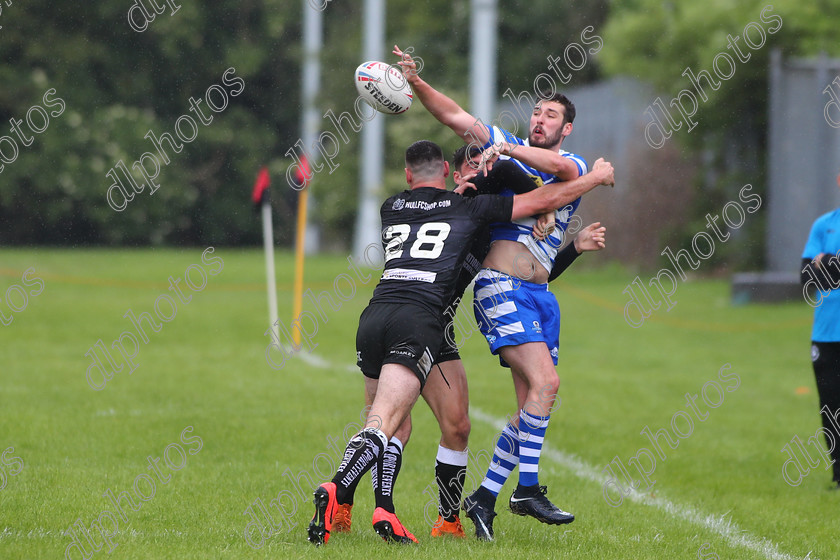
288, 153, 312, 191
251, 166, 271, 208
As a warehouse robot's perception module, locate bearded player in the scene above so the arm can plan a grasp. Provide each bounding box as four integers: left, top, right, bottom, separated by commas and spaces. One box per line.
395, 45, 609, 540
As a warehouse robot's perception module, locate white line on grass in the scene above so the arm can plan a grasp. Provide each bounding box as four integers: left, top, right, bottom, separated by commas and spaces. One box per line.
295, 350, 816, 560
287, 345, 357, 372
0, 527, 233, 540
470, 407, 816, 560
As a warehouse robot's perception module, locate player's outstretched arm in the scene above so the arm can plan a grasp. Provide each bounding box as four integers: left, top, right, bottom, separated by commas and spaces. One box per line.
393, 45, 490, 146
488, 142, 582, 181
511, 158, 614, 220
546, 222, 606, 282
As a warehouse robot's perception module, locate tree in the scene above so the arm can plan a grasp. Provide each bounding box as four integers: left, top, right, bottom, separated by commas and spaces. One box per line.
0, 1, 304, 246
599, 0, 840, 269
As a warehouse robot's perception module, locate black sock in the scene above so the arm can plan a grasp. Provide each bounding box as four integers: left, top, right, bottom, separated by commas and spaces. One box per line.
372, 437, 403, 513
513, 483, 540, 498
436, 460, 466, 522
435, 446, 469, 520
331, 428, 388, 503
341, 475, 361, 506
470, 485, 497, 507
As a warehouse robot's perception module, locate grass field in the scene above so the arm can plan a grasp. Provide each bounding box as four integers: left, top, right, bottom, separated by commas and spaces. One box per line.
0, 248, 834, 560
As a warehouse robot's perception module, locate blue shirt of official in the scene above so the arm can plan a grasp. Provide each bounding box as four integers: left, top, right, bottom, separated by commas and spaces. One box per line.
802, 208, 840, 342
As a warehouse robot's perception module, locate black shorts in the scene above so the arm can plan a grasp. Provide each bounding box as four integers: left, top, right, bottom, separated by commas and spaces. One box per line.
436, 289, 470, 365
435, 317, 461, 364
356, 303, 443, 389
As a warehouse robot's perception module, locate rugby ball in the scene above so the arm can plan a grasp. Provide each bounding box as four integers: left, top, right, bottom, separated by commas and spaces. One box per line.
354, 61, 413, 114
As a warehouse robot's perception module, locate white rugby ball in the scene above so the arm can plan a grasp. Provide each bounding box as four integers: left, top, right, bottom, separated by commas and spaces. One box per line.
354, 61, 413, 114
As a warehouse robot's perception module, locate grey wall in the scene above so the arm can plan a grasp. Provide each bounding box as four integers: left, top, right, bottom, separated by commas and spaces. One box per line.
767, 50, 840, 272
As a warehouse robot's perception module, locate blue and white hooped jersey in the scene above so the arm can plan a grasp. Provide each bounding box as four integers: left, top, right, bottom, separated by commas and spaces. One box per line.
483, 125, 588, 273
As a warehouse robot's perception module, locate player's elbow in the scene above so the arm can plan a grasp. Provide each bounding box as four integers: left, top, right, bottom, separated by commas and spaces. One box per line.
551, 157, 580, 181
545, 157, 566, 176
450, 114, 485, 144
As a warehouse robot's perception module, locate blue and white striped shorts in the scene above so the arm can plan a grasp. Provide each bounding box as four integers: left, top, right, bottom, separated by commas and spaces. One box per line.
472, 269, 560, 367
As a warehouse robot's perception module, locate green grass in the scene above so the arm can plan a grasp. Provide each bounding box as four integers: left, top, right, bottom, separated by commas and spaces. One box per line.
0, 248, 832, 559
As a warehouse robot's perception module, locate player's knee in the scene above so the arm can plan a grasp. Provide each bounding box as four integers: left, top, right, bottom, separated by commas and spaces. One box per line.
526, 375, 559, 415
444, 414, 470, 450
536, 371, 560, 396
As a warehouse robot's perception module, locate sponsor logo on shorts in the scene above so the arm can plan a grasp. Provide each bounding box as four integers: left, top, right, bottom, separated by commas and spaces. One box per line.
486, 335, 497, 344
532, 320, 542, 334
389, 342, 415, 359
550, 347, 558, 358
811, 344, 820, 362
356, 351, 362, 363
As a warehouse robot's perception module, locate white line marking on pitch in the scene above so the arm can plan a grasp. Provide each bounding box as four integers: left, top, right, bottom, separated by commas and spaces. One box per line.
286, 345, 357, 372
470, 407, 816, 560
293, 351, 816, 560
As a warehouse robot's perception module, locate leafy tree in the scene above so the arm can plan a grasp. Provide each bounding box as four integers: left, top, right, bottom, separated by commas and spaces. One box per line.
0, 1, 303, 246
0, 1, 610, 248
599, 0, 840, 269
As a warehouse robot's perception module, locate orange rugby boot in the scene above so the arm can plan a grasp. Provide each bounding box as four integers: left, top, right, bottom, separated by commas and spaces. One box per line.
371, 507, 418, 544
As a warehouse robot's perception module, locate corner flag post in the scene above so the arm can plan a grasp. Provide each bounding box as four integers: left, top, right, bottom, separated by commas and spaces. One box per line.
292, 187, 309, 347
251, 167, 278, 341
290, 155, 313, 347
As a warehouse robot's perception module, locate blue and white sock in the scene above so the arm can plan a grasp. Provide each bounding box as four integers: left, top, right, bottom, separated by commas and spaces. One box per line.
518, 410, 550, 488
480, 423, 520, 496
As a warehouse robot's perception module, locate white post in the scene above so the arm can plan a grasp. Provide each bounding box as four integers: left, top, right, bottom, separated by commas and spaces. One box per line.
262, 199, 279, 341
470, 0, 498, 122
302, 0, 323, 254
353, 0, 385, 260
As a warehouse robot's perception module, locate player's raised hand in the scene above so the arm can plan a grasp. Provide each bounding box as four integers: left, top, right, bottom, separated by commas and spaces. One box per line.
591, 158, 615, 187
573, 222, 606, 252
393, 45, 421, 82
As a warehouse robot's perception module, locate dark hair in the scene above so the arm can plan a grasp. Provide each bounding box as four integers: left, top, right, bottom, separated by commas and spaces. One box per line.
452, 144, 482, 170
405, 140, 445, 178
537, 93, 576, 126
